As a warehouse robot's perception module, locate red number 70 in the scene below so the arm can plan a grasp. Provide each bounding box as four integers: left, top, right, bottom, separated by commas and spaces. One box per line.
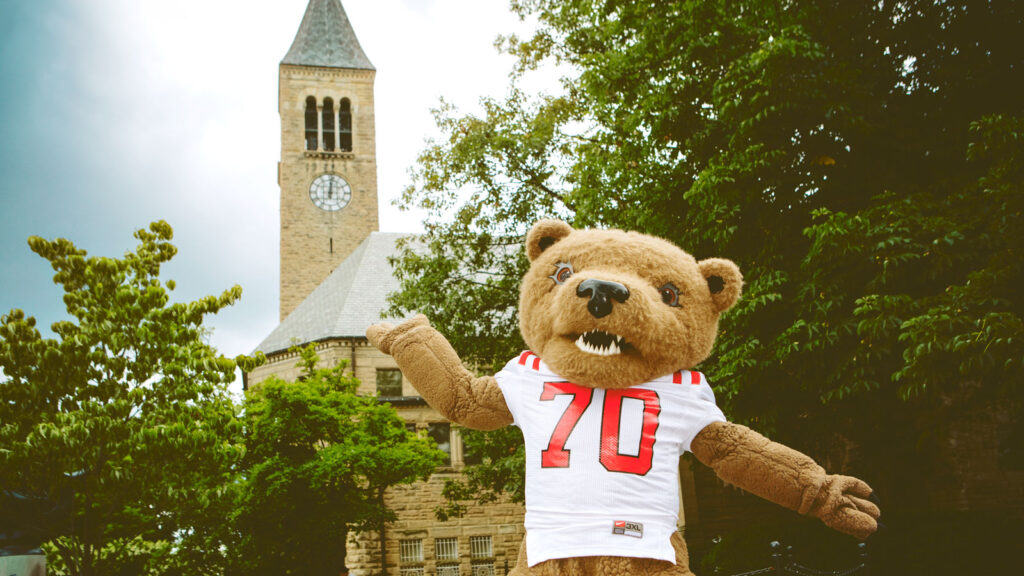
540, 381, 661, 476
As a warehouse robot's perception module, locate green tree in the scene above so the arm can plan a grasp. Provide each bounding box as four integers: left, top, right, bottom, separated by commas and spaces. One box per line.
0, 221, 258, 576
232, 345, 445, 576
390, 0, 1024, 537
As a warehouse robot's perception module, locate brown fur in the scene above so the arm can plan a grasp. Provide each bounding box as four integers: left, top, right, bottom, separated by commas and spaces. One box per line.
690, 422, 880, 541
366, 315, 512, 429
367, 220, 879, 576
520, 221, 741, 389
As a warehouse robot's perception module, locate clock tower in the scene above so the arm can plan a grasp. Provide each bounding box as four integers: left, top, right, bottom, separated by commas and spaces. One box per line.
278, 0, 378, 320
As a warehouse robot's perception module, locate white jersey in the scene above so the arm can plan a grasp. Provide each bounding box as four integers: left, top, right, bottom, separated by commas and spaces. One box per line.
495, 351, 726, 567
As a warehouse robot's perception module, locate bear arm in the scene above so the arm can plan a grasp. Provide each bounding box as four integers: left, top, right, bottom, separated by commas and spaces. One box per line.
691, 421, 879, 540
388, 322, 513, 431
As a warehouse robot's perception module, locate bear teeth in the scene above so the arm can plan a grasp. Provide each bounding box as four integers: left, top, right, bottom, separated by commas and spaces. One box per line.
575, 331, 624, 356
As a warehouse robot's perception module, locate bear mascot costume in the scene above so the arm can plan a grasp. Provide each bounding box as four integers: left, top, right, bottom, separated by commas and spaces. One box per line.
367, 220, 880, 575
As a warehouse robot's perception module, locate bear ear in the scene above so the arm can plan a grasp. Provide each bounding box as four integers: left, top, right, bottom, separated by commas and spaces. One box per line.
698, 258, 743, 313
525, 220, 574, 262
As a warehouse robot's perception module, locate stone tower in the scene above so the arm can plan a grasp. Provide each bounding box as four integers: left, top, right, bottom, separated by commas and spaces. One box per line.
278, 0, 379, 320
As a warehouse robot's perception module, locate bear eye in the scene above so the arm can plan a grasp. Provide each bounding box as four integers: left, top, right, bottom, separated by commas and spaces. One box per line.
659, 283, 681, 307
550, 262, 574, 285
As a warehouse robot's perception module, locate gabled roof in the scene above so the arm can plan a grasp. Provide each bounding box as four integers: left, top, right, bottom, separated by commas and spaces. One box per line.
255, 233, 410, 355
282, 0, 375, 70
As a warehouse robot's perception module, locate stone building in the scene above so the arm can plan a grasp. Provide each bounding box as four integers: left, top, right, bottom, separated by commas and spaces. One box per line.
249, 2, 1024, 574
246, 1, 527, 574
244, 3, 817, 575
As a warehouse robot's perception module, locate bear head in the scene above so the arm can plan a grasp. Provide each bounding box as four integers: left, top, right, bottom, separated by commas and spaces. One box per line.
519, 219, 743, 389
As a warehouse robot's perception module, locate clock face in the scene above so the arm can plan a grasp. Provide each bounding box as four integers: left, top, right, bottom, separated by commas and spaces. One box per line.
309, 174, 352, 211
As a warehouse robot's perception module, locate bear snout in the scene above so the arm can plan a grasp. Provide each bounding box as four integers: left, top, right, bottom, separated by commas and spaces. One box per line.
576, 278, 630, 319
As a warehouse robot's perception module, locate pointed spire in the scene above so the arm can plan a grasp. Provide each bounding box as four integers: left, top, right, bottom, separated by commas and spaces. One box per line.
282, 0, 375, 70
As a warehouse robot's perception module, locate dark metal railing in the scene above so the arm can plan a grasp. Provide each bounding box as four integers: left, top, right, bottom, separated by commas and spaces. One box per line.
722, 541, 870, 576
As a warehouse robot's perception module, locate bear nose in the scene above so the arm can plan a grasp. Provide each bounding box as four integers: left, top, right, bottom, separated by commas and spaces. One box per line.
576, 279, 630, 319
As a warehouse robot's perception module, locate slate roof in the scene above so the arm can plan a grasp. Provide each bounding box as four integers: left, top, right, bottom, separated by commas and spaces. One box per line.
255, 233, 411, 355
282, 0, 375, 70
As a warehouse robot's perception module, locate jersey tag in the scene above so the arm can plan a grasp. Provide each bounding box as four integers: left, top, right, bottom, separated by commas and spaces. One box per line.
612, 520, 644, 538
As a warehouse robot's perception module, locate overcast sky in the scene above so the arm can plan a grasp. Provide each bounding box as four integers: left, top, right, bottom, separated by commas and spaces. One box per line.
0, 0, 554, 389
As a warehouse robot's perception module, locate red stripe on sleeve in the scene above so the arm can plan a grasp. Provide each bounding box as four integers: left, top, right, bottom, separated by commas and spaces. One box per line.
532, 356, 541, 371
672, 372, 683, 384
691, 371, 702, 385
518, 351, 532, 366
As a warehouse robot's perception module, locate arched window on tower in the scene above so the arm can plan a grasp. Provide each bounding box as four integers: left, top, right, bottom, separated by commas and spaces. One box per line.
322, 97, 335, 152
339, 98, 352, 152
304, 96, 318, 151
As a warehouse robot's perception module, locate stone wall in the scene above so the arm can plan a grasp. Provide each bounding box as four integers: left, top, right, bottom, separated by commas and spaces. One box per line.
246, 339, 527, 576
346, 473, 525, 576
246, 339, 390, 394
